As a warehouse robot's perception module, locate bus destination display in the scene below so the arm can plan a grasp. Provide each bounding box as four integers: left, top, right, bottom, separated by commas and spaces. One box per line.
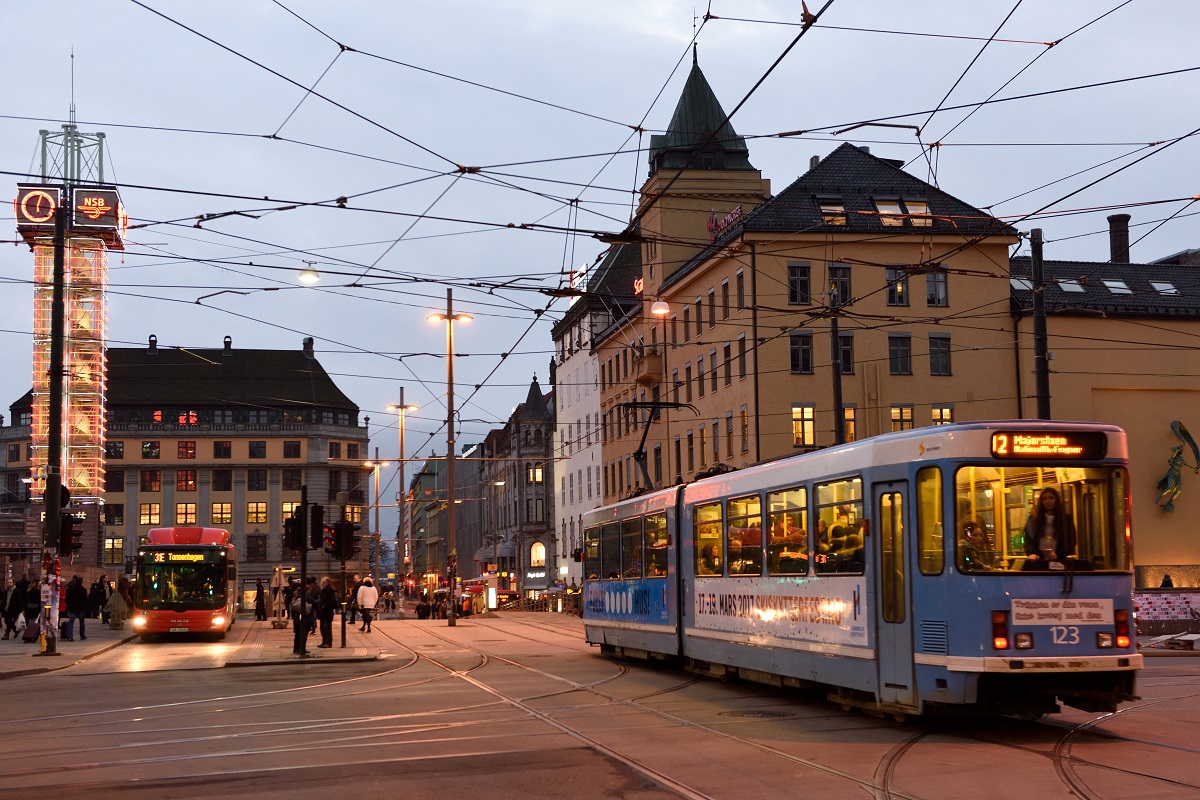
991, 431, 1107, 459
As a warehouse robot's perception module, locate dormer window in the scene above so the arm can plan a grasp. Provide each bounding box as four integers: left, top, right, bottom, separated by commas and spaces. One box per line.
1150, 281, 1178, 295
1057, 279, 1086, 293
1010, 278, 1033, 291
817, 195, 846, 226
1102, 279, 1132, 295
875, 198, 905, 226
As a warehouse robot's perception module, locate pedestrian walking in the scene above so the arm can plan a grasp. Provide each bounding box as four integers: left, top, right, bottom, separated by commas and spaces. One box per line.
306, 577, 319, 635
356, 577, 378, 632
65, 575, 89, 641
347, 574, 361, 624
290, 580, 307, 655
2, 579, 22, 639
317, 577, 339, 648
104, 577, 131, 630
89, 576, 107, 619
253, 579, 267, 621
22, 579, 42, 643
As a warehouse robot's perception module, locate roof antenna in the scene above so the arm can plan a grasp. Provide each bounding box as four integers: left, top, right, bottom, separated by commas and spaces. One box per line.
69, 47, 76, 124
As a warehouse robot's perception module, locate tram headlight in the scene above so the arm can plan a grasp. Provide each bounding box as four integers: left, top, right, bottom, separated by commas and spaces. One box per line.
1014, 632, 1034, 650
1096, 632, 1114, 648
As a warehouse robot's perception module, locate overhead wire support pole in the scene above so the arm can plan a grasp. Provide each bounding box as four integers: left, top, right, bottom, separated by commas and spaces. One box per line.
1031, 228, 1052, 419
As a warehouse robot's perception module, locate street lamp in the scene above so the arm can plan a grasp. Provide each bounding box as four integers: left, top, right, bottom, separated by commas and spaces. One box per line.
298, 261, 320, 285
428, 288, 472, 627
363, 456, 390, 586
386, 391, 418, 592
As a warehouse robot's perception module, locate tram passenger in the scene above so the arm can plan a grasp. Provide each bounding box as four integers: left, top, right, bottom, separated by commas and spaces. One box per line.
1024, 488, 1076, 563
698, 544, 721, 575
958, 519, 994, 571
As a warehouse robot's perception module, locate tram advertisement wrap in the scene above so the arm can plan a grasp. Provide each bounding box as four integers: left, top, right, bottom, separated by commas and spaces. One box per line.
693, 578, 869, 647
584, 578, 670, 625
1011, 598, 1114, 625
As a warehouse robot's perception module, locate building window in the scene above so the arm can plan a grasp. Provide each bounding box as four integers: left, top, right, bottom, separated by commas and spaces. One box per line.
178, 441, 196, 459
929, 335, 952, 376
712, 417, 720, 461
686, 431, 695, 473
723, 343, 732, 386
829, 265, 852, 306
932, 405, 955, 425
176, 469, 197, 491
886, 267, 909, 306
104, 441, 124, 459
708, 289, 717, 329
140, 470, 161, 492
105, 469, 125, 493
7, 444, 19, 463
685, 365, 693, 402
283, 501, 301, 520
329, 441, 342, 459
818, 195, 846, 226
139, 503, 161, 525
721, 281, 730, 319
282, 468, 302, 491
103, 504, 124, 526
247, 469, 267, 492
683, 308, 690, 342
212, 502, 233, 524
709, 350, 718, 393
843, 406, 857, 442
695, 298, 703, 336
790, 332, 814, 374
246, 502, 268, 524
245, 534, 268, 561
787, 262, 811, 305
176, 503, 197, 525
891, 405, 915, 431
212, 469, 233, 492
792, 405, 815, 447
725, 412, 734, 457
653, 445, 662, 485
103, 537, 124, 566
697, 358, 705, 398
736, 271, 745, 309
214, 440, 231, 459
142, 441, 160, 459
283, 441, 301, 458
838, 332, 854, 375
738, 335, 747, 378
249, 441, 267, 459
698, 426, 708, 468
888, 334, 912, 375
927, 270, 948, 307
740, 405, 750, 452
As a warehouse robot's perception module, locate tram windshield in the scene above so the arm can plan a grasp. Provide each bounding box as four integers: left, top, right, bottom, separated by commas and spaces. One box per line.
954, 465, 1129, 573
137, 549, 230, 610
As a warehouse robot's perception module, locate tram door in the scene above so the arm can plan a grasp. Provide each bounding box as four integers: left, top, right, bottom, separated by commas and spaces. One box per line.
874, 481, 915, 708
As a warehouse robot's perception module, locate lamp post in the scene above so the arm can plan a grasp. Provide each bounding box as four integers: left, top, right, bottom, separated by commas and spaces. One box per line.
363, 454, 389, 586
428, 288, 471, 626
386, 390, 418, 596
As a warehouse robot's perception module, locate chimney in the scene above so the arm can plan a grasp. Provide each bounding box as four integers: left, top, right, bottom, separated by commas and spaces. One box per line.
303, 336, 314, 358
223, 335, 232, 355
1108, 214, 1131, 263
809, 155, 820, 171
148, 334, 157, 355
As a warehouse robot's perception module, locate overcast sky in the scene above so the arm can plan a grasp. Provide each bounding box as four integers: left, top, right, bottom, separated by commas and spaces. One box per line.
3, 1, 1198, 524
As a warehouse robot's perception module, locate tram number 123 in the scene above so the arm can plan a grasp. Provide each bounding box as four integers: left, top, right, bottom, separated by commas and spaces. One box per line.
1051, 625, 1080, 645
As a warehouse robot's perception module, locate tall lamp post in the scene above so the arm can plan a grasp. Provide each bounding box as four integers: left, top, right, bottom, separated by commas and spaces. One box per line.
386, 390, 418, 597
363, 453, 389, 586
428, 288, 472, 627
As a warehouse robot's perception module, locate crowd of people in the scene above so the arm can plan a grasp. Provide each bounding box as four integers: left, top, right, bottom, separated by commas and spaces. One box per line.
1, 573, 133, 644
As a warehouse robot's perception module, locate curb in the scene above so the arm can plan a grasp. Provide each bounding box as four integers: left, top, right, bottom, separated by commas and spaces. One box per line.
0, 633, 138, 681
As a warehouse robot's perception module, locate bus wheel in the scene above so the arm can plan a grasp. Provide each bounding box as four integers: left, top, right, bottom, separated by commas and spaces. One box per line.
212, 631, 227, 641
140, 633, 155, 643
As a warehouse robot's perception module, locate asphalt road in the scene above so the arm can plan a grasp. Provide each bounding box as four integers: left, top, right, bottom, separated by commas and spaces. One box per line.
2, 614, 1198, 799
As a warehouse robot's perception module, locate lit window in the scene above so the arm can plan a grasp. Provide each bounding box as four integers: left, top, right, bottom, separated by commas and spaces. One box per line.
103, 537, 123, 566
891, 405, 914, 431
176, 469, 197, 491
212, 503, 233, 524
283, 501, 301, 519
818, 196, 846, 226
176, 503, 197, 525
843, 406, 857, 442
904, 199, 931, 226
886, 267, 909, 306
1103, 279, 1132, 295
932, 406, 954, 425
141, 441, 160, 459
246, 502, 267, 524
874, 198, 905, 226
138, 503, 161, 525
178, 441, 196, 459
792, 405, 815, 447
927, 270, 948, 307
1150, 281, 1178, 295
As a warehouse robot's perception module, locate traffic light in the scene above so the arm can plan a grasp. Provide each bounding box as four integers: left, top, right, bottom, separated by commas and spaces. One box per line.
309, 504, 324, 549
283, 514, 304, 550
323, 525, 338, 556
58, 512, 82, 556
335, 520, 360, 560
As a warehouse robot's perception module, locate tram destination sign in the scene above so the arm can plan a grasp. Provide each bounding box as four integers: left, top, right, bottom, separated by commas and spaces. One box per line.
991, 431, 1107, 459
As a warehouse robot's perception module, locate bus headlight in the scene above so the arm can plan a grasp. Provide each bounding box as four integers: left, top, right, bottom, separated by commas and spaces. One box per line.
211, 615, 226, 628
131, 615, 147, 629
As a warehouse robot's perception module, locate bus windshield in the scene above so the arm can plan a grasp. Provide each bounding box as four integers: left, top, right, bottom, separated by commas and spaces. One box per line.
137, 550, 229, 610
954, 465, 1129, 574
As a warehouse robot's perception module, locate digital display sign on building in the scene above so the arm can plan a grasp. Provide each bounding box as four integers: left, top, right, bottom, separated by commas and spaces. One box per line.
12, 184, 126, 249
991, 431, 1108, 460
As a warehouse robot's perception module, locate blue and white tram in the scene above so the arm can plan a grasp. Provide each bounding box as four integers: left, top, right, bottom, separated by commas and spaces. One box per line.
582, 421, 1141, 717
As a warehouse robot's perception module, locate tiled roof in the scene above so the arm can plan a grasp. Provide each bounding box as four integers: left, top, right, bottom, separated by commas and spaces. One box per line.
648, 52, 754, 173
519, 377, 551, 420
1010, 257, 1200, 318
104, 344, 358, 409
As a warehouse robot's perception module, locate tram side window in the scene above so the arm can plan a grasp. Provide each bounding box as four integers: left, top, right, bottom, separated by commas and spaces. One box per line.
583, 525, 601, 580
767, 487, 808, 575
600, 522, 621, 579
694, 502, 723, 575
814, 477, 865, 575
621, 517, 644, 579
916, 467, 944, 575
727, 495, 762, 576
953, 465, 1130, 573
646, 513, 668, 576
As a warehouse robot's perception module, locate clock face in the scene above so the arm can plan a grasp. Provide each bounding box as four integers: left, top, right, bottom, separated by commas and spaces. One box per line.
15, 186, 60, 225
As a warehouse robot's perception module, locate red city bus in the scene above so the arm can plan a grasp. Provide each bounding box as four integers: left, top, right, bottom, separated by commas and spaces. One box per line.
131, 527, 238, 641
